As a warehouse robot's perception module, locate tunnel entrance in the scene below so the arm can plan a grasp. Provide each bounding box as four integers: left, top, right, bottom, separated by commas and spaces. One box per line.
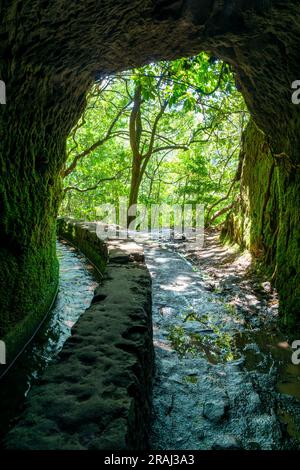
60, 53, 247, 231
0, 0, 300, 452
1, 1, 299, 350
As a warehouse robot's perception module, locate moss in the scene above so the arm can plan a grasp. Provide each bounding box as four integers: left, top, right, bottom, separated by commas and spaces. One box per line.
0, 65, 87, 364
0, 217, 60, 363
57, 218, 108, 274
0, 0, 300, 361
0, 153, 62, 361
223, 120, 300, 328
3, 259, 59, 365
223, 121, 278, 259
184, 375, 198, 384
275, 169, 300, 327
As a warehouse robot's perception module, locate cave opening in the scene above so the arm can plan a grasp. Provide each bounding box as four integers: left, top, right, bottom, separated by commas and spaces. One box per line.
0, 0, 300, 452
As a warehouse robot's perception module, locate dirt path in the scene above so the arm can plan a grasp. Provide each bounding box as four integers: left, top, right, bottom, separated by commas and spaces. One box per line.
144, 234, 300, 450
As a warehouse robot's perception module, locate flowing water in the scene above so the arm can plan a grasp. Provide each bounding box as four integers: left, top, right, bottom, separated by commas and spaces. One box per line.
0, 240, 99, 445
1, 236, 300, 450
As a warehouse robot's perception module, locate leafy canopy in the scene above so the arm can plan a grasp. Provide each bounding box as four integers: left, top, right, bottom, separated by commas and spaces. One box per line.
61, 52, 248, 225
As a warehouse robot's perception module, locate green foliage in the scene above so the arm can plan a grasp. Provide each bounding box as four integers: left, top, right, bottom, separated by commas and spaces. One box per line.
61, 52, 248, 225
167, 322, 238, 364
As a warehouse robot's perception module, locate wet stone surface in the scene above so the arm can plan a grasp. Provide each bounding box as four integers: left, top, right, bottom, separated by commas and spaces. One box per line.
145, 241, 300, 450
0, 240, 99, 445
5, 236, 153, 450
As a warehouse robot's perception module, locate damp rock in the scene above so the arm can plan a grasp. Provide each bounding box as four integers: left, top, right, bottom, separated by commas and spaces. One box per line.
203, 400, 227, 422
212, 434, 243, 450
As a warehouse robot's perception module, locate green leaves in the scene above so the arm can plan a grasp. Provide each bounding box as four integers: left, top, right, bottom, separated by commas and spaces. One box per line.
61, 51, 248, 223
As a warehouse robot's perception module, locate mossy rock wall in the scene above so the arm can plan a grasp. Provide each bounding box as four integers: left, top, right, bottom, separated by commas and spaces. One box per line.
276, 158, 300, 326
0, 77, 86, 365
0, 172, 60, 365
5, 225, 153, 450
1, 1, 300, 347
223, 120, 300, 326
57, 218, 108, 274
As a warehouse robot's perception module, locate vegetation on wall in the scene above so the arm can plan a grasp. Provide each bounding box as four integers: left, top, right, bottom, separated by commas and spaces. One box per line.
59, 51, 300, 327
222, 119, 300, 327
1, 0, 299, 371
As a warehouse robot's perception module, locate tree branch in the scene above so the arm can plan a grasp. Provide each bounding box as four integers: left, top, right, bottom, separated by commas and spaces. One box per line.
62, 100, 131, 177
205, 177, 238, 226
208, 202, 235, 225
63, 166, 131, 194
151, 143, 189, 155
144, 100, 168, 160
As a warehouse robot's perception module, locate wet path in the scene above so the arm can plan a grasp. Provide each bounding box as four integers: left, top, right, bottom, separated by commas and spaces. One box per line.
145, 243, 300, 450
0, 240, 99, 444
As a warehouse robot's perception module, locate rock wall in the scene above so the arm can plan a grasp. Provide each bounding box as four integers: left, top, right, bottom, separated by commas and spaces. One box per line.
57, 217, 109, 273
5, 219, 154, 449
223, 121, 278, 262
223, 120, 300, 327
0, 1, 300, 342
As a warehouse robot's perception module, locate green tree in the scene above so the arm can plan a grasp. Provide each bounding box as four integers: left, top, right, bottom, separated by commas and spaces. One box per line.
61, 53, 248, 227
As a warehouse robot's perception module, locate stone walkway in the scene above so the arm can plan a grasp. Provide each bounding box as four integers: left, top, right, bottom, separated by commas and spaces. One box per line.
4, 235, 153, 450
145, 242, 300, 450
3, 230, 300, 450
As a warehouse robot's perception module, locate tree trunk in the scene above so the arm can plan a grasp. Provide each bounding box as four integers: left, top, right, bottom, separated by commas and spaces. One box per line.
1, 0, 300, 352
127, 161, 142, 227
127, 85, 143, 227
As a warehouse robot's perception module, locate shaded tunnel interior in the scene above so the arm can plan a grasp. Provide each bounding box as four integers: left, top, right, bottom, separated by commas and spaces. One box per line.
0, 0, 299, 450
